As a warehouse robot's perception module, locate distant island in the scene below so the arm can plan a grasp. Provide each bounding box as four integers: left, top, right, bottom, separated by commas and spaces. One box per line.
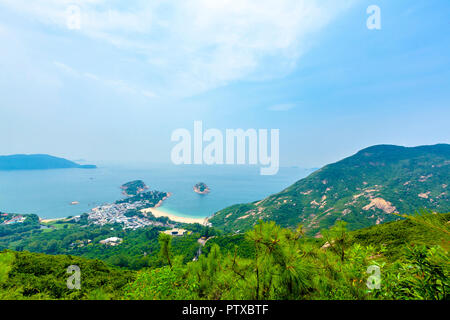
0, 154, 96, 171
193, 182, 210, 195
120, 180, 149, 197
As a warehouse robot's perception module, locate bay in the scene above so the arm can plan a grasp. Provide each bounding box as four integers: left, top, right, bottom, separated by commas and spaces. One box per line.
0, 164, 313, 219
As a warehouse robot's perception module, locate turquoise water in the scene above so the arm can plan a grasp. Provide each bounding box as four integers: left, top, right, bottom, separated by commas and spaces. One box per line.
0, 164, 313, 219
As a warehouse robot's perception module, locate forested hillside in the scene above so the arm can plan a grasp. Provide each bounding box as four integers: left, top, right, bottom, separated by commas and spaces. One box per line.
209, 144, 450, 235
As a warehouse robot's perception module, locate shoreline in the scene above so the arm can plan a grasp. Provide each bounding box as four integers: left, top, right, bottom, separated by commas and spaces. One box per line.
40, 217, 66, 223
40, 191, 211, 225
155, 192, 172, 208
193, 188, 210, 195
141, 206, 209, 225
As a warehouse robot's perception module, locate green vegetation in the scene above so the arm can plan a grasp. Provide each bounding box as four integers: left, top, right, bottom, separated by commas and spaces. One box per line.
210, 144, 450, 235
123, 211, 450, 300
1, 211, 448, 300
0, 250, 133, 299
351, 212, 450, 261
121, 180, 148, 196
0, 213, 40, 238
0, 216, 202, 270
203, 234, 255, 259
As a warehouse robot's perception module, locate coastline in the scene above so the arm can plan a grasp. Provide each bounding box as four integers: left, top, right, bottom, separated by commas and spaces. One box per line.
141, 204, 209, 225
40, 217, 66, 223
148, 192, 209, 224
40, 191, 210, 225
193, 187, 210, 195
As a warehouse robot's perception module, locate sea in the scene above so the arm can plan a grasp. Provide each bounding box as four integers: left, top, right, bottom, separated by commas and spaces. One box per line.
0, 164, 314, 220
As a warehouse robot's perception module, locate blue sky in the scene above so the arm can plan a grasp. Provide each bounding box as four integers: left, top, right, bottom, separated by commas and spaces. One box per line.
0, 0, 449, 168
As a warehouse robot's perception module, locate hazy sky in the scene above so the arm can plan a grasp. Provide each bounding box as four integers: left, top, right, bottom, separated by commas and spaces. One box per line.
1, 0, 449, 168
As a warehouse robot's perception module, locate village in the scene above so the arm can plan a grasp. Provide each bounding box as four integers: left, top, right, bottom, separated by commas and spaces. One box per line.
0, 213, 26, 225
87, 200, 170, 230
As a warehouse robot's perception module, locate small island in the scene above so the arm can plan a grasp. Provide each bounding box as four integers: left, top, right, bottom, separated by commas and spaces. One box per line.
193, 182, 210, 195
120, 180, 149, 197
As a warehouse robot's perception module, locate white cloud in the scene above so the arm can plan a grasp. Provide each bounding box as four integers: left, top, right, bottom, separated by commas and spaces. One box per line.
54, 60, 156, 99
1, 0, 357, 97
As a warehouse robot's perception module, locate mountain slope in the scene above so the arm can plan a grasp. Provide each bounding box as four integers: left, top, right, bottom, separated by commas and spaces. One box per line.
209, 144, 450, 235
0, 154, 96, 170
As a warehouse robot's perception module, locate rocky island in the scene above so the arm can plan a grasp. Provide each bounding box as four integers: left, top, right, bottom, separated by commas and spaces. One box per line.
120, 180, 149, 196
193, 182, 210, 195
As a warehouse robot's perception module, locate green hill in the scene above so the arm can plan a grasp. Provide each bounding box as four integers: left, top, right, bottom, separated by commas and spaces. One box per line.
120, 180, 149, 196
209, 144, 450, 235
0, 154, 96, 170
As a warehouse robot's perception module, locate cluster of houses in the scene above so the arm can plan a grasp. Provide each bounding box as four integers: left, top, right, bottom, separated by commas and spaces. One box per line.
87, 202, 167, 230
1, 214, 26, 225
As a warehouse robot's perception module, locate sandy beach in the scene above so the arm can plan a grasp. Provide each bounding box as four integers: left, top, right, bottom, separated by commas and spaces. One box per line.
40, 218, 66, 223
141, 207, 208, 225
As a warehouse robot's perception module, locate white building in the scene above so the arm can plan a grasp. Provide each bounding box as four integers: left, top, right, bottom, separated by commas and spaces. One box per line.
99, 237, 123, 246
